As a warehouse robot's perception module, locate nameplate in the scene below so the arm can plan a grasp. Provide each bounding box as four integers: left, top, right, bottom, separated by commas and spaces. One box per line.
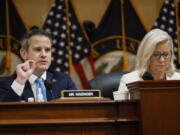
61, 90, 101, 98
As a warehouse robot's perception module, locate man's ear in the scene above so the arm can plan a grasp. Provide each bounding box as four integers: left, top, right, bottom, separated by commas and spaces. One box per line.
20, 48, 27, 61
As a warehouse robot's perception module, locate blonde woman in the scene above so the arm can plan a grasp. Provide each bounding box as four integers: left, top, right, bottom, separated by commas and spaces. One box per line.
114, 29, 180, 98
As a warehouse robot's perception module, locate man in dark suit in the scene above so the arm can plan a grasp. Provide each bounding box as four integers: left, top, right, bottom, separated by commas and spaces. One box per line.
0, 29, 77, 102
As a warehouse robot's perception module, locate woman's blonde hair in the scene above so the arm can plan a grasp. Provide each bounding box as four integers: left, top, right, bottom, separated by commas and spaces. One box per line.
135, 28, 176, 78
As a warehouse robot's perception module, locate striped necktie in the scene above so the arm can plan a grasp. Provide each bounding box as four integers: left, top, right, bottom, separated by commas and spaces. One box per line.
35, 78, 47, 102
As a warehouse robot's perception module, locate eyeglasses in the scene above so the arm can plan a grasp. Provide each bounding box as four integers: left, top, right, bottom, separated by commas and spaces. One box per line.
151, 52, 171, 60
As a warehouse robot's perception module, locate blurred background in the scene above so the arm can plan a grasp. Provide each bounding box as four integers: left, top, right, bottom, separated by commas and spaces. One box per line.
15, 0, 164, 29
2, 0, 177, 89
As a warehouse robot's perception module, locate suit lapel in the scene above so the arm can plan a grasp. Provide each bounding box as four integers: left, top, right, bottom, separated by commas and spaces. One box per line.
46, 71, 54, 80
46, 71, 54, 101
22, 81, 34, 101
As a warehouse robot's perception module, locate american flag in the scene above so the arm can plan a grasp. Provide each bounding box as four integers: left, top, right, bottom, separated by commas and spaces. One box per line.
152, 0, 180, 68
43, 0, 96, 89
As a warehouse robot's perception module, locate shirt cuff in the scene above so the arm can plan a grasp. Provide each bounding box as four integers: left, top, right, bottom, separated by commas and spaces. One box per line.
11, 80, 25, 96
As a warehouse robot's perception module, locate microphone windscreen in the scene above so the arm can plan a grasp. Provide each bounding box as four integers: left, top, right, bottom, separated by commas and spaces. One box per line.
142, 72, 154, 80
44, 79, 53, 91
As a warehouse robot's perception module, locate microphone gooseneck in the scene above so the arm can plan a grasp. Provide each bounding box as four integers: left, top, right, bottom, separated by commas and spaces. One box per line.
44, 79, 53, 98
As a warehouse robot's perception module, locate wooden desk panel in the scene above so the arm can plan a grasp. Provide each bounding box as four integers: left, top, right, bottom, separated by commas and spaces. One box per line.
127, 80, 180, 135
0, 99, 139, 135
117, 100, 140, 135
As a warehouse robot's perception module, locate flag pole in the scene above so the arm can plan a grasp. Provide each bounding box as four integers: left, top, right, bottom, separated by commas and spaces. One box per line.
65, 0, 73, 77
174, 0, 180, 66
120, 0, 128, 72
5, 0, 12, 75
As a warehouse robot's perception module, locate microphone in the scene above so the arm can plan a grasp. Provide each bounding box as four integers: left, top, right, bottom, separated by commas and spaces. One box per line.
142, 72, 154, 80
44, 79, 53, 98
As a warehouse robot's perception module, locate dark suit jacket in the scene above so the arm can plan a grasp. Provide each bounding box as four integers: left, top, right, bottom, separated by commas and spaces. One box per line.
0, 70, 77, 102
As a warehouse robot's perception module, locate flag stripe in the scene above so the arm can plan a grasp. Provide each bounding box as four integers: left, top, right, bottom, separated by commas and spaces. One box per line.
72, 68, 83, 89
87, 55, 96, 77
74, 62, 88, 89
80, 56, 94, 81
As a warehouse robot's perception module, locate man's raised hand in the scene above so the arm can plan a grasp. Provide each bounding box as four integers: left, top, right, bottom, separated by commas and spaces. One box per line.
15, 60, 36, 85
